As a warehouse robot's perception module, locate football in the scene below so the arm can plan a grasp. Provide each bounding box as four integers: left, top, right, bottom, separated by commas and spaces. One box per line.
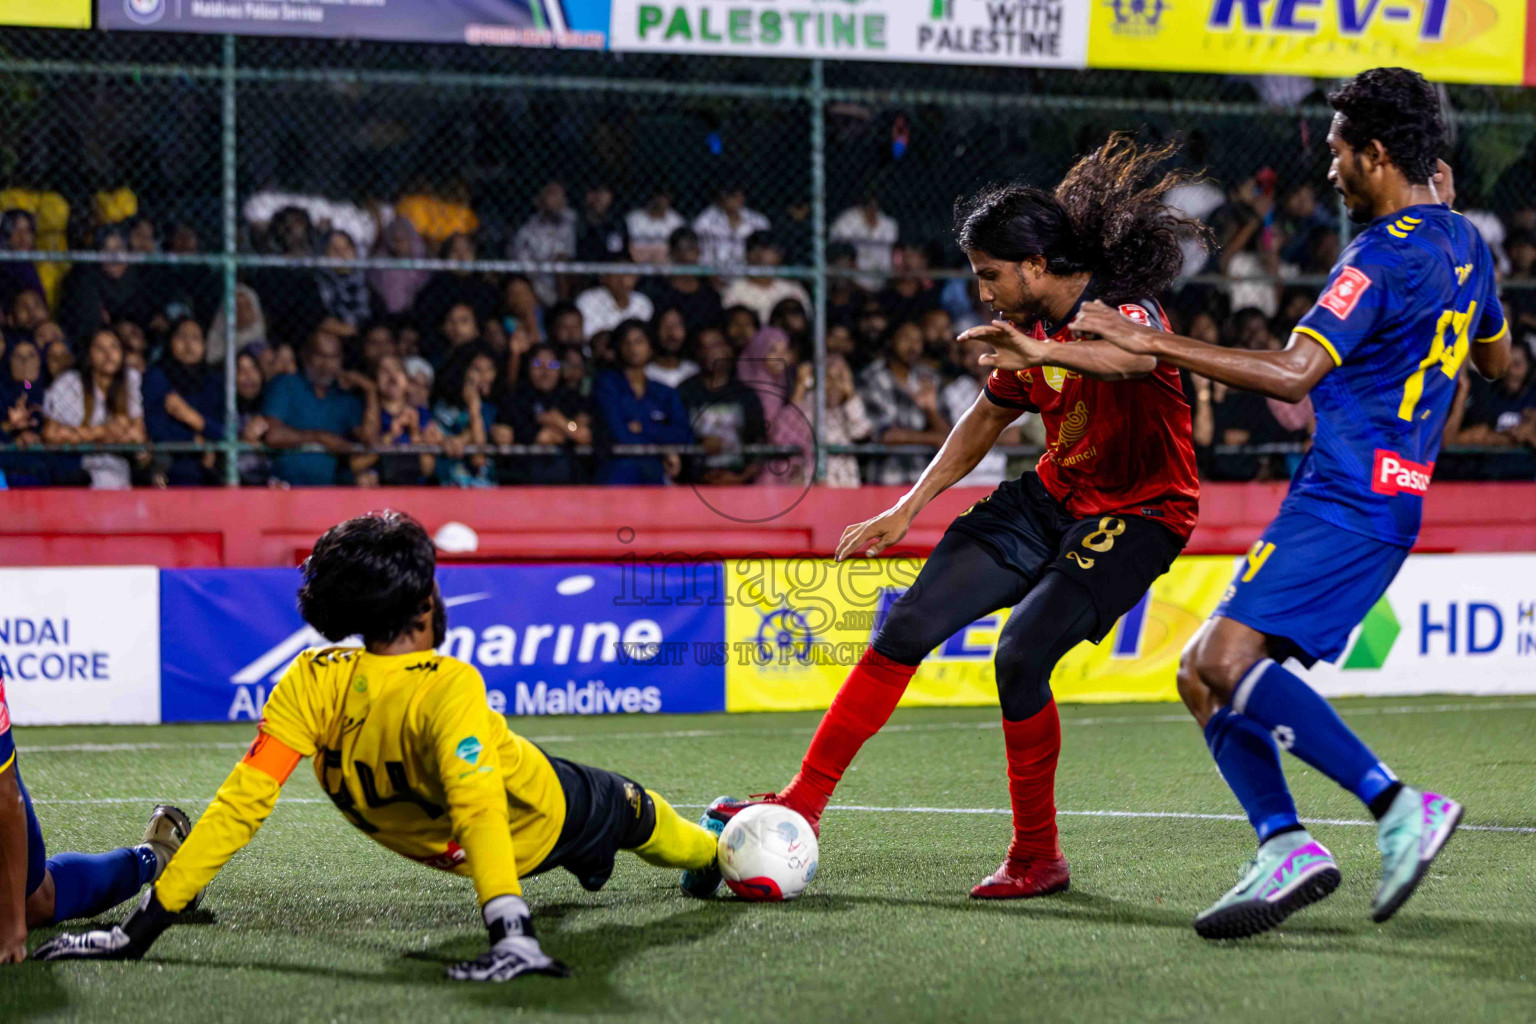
717, 804, 819, 902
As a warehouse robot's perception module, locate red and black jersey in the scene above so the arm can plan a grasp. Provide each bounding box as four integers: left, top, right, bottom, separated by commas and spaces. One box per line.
982, 294, 1200, 541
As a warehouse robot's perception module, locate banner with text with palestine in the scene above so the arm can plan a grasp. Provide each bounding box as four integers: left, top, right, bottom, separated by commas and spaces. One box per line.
98, 0, 610, 47
1089, 0, 1531, 86
609, 0, 1088, 66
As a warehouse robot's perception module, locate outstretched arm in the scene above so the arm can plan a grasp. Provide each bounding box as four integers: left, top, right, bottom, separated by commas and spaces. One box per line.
961, 318, 1157, 382
1072, 300, 1334, 403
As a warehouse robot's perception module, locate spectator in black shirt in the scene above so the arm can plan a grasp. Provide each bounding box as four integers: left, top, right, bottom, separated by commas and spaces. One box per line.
677, 326, 765, 485
640, 227, 724, 333
875, 243, 941, 326
1444, 339, 1536, 479
496, 342, 593, 484
576, 182, 630, 264
412, 234, 499, 350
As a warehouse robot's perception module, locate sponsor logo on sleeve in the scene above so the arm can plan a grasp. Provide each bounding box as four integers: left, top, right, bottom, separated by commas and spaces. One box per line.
455, 736, 482, 765
1118, 303, 1153, 326
1318, 267, 1372, 320
1372, 449, 1434, 498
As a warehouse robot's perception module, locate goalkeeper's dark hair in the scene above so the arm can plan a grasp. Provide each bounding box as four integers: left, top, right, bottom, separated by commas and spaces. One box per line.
953, 132, 1212, 304
1327, 67, 1445, 186
298, 511, 437, 647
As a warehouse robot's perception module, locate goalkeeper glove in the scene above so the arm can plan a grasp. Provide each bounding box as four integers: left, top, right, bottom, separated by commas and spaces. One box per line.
33, 887, 178, 962
445, 895, 569, 983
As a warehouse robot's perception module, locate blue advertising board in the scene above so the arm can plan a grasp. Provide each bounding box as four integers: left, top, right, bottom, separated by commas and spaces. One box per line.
160, 563, 724, 722
100, 0, 611, 48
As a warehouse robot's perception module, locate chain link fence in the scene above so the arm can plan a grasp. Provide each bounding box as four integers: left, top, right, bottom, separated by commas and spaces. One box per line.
0, 27, 1533, 487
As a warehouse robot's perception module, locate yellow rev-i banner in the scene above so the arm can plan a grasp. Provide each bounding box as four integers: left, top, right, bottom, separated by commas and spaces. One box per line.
723, 556, 1236, 713
1089, 0, 1527, 86
2, 0, 91, 29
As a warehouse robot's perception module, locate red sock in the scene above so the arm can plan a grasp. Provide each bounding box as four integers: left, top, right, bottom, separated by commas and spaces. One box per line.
1001, 699, 1063, 863
778, 648, 918, 821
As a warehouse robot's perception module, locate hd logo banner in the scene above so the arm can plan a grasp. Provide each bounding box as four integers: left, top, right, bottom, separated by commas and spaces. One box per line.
610, 0, 1089, 66
1088, 0, 1530, 86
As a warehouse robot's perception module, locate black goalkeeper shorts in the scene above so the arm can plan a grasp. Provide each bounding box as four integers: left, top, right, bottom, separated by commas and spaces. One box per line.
944, 473, 1185, 643
529, 755, 657, 892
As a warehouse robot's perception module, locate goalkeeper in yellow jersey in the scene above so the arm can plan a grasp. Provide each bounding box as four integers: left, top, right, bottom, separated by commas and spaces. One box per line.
34, 511, 724, 982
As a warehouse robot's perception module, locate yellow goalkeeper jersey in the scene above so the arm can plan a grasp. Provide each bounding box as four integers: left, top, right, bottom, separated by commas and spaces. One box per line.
154, 648, 565, 912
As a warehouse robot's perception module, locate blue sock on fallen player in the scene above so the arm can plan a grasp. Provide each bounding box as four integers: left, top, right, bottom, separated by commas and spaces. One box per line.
1233, 658, 1401, 815
1204, 705, 1300, 843
45, 846, 157, 924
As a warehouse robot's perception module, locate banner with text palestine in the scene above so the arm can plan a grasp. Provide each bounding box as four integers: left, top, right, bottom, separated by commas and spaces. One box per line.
610, 0, 1088, 66
98, 0, 610, 47
1089, 0, 1529, 86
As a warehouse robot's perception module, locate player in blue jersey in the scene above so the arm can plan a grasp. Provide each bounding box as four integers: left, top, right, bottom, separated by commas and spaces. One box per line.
0, 679, 196, 962
1064, 68, 1511, 939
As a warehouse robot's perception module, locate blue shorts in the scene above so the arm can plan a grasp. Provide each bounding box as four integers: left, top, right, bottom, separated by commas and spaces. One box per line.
1214, 509, 1409, 666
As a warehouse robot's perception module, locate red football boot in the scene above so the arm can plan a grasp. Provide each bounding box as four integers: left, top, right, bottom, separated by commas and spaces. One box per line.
969, 855, 1071, 900
707, 793, 822, 838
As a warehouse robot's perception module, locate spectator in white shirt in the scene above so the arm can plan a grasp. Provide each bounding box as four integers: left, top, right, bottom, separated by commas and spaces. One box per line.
692, 184, 770, 270
42, 327, 145, 489
576, 271, 654, 340
244, 188, 384, 253
721, 233, 812, 325
626, 187, 687, 264
510, 180, 577, 307
829, 190, 899, 290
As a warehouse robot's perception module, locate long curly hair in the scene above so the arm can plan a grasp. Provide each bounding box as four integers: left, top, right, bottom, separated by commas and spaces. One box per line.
954, 133, 1212, 305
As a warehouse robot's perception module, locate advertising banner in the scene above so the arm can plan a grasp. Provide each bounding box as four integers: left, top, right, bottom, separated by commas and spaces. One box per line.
610, 0, 1088, 66
98, 0, 609, 47
1309, 554, 1536, 696
723, 556, 1234, 713
1088, 0, 1530, 86
3, 1, 92, 28
0, 568, 160, 726
159, 564, 724, 722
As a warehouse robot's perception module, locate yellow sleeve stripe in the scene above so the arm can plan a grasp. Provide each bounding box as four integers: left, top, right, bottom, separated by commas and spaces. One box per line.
1476, 321, 1509, 344
1294, 326, 1343, 366
0, 750, 14, 775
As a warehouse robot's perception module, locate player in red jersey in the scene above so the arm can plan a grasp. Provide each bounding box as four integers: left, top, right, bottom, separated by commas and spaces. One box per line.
708, 135, 1207, 899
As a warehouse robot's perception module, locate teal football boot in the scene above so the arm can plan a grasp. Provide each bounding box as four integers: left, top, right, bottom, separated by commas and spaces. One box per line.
1194, 830, 1341, 939
1372, 786, 1463, 923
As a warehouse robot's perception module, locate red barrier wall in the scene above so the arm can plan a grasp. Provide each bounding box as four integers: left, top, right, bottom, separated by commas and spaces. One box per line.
0, 482, 1530, 566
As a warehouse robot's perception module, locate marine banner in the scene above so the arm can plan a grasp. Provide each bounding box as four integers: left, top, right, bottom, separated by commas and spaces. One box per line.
1088, 0, 1530, 86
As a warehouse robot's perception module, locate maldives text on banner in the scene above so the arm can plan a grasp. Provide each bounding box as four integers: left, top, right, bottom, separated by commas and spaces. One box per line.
1089, 0, 1529, 86
0, 568, 160, 726
3, 0, 92, 28
158, 564, 724, 723
97, 0, 609, 47
609, 0, 1088, 65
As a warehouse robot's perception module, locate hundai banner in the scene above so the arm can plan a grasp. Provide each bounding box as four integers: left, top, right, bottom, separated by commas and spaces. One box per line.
159, 564, 724, 722
0, 568, 161, 726
1088, 0, 1530, 86
610, 0, 1089, 66
99, 0, 609, 47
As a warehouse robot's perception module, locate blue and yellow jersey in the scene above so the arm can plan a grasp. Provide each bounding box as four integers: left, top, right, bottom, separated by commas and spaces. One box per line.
155, 648, 565, 912
0, 679, 15, 775
1284, 203, 1505, 547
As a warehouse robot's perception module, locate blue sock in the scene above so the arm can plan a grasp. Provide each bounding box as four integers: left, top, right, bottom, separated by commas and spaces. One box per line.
45, 846, 157, 924
1204, 705, 1301, 843
1233, 658, 1398, 808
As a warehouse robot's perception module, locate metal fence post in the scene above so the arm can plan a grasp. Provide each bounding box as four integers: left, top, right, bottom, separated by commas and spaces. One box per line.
221, 34, 239, 486
810, 58, 827, 484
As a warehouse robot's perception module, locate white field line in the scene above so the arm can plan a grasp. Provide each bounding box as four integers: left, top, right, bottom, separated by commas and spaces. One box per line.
24, 797, 1536, 835
20, 699, 1536, 754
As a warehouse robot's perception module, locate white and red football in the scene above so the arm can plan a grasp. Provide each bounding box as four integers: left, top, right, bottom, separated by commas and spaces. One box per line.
717, 804, 819, 902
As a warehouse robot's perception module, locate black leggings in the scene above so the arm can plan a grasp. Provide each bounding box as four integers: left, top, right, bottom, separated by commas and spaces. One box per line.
870, 531, 1099, 722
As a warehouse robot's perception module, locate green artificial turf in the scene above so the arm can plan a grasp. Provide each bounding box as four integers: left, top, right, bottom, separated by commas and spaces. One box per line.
4, 696, 1534, 1023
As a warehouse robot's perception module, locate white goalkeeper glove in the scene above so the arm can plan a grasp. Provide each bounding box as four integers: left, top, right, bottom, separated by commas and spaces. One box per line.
445, 895, 569, 983
33, 887, 177, 962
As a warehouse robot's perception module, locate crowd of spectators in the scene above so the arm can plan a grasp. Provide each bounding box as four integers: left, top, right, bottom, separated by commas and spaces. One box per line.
0, 161, 1532, 490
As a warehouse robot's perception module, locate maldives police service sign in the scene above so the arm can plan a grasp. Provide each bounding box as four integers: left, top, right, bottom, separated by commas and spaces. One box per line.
0, 567, 161, 725
158, 565, 726, 722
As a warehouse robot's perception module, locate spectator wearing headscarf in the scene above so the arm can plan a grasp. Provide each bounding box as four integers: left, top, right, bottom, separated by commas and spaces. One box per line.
0, 210, 45, 312
206, 283, 268, 364
734, 326, 796, 424
56, 227, 159, 345
368, 218, 431, 316
143, 317, 225, 486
